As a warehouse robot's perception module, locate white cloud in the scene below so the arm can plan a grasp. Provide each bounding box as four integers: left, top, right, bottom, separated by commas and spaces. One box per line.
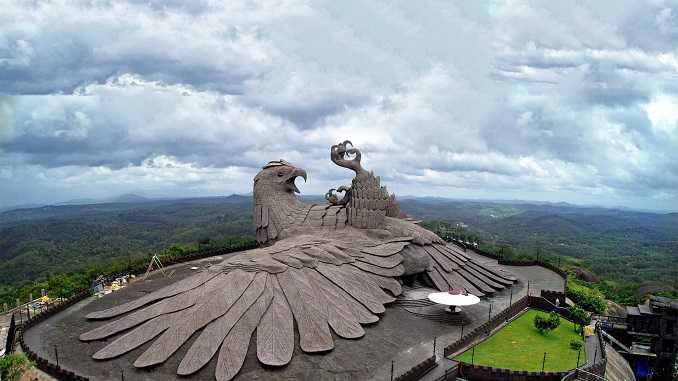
644, 94, 678, 134
0, 0, 677, 211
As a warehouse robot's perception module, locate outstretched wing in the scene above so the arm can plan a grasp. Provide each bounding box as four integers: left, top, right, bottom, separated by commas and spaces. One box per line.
382, 216, 517, 296
420, 242, 517, 296
81, 235, 407, 381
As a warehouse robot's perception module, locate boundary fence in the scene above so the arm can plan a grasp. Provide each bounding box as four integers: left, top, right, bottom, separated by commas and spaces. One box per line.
394, 356, 437, 381
92, 241, 258, 289
450, 241, 569, 291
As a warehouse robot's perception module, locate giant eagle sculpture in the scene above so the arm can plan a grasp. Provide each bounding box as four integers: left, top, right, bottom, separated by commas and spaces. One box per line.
81, 141, 516, 380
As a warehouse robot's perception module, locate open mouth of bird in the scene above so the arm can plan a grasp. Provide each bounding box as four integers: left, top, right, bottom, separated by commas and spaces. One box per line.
283, 169, 307, 193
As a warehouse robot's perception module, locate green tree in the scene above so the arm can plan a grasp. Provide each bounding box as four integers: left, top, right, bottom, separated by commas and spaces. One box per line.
534, 312, 560, 334
548, 312, 561, 330
569, 339, 583, 351
569, 306, 591, 333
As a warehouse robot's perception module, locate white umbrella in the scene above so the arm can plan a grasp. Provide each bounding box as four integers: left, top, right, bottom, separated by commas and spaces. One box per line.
428, 290, 480, 313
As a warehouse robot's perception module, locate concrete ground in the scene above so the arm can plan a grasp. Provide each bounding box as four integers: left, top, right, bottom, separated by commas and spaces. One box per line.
22, 249, 566, 381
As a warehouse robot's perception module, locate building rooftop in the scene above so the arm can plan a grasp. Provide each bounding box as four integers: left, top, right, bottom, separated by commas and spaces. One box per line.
626, 306, 641, 316
637, 304, 654, 315
649, 295, 678, 311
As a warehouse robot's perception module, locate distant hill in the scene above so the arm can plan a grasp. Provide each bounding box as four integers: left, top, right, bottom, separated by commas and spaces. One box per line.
109, 193, 149, 203
56, 198, 101, 206
0, 203, 44, 213
0, 196, 676, 295
55, 193, 149, 206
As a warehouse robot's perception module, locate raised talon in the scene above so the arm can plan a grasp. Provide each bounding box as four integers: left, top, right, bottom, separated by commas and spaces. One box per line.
330, 140, 364, 174
331, 141, 356, 160
325, 185, 351, 205
325, 189, 339, 205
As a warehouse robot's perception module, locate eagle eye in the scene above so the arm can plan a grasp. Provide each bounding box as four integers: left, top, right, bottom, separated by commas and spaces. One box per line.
277, 171, 284, 177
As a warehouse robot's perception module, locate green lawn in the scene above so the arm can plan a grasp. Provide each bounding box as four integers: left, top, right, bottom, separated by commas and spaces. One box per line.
453, 309, 585, 372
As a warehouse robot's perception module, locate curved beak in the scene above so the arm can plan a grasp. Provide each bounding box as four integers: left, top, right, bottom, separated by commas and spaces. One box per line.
293, 168, 307, 183
282, 168, 307, 193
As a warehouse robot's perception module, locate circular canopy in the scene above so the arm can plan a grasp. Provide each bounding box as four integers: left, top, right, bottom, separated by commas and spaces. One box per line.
428, 292, 480, 306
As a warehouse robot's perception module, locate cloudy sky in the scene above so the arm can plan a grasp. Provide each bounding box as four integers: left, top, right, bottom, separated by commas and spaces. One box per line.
1, 1, 678, 212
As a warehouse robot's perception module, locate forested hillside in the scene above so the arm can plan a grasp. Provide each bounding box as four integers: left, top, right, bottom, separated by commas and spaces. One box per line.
401, 198, 678, 296
1, 195, 676, 303
0, 195, 254, 285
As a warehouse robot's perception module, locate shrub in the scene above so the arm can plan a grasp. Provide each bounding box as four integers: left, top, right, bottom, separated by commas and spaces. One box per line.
548, 312, 561, 329
570, 339, 583, 351
0, 353, 33, 381
534, 312, 561, 334
534, 314, 548, 333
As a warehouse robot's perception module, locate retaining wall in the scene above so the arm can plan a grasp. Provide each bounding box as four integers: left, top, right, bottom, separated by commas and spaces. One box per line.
394, 356, 436, 381
18, 290, 91, 380
496, 259, 568, 281
450, 241, 569, 283
540, 290, 567, 307
458, 363, 568, 381
94, 241, 258, 286
3, 313, 16, 355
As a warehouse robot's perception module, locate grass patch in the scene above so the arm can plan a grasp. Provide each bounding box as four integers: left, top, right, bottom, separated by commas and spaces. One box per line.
453, 309, 585, 372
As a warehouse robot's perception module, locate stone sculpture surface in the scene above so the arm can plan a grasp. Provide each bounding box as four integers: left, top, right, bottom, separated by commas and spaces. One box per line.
81, 141, 517, 380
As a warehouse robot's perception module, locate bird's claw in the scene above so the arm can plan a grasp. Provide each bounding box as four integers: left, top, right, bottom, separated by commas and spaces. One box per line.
325, 186, 351, 205
330, 140, 364, 174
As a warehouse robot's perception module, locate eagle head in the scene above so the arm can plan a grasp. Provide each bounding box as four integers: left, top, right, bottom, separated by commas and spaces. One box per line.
253, 160, 307, 197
